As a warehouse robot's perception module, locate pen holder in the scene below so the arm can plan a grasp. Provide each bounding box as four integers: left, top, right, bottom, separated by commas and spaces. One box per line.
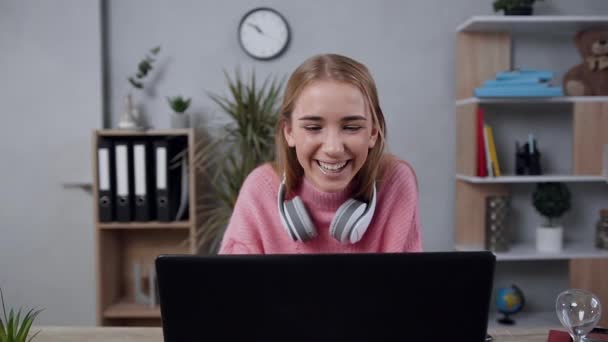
515, 141, 542, 175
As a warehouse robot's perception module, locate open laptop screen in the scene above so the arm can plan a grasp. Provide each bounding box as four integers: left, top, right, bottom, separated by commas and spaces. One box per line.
156, 252, 495, 342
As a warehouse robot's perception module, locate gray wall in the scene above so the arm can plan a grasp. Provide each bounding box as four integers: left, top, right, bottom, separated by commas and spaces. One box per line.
1, 0, 607, 326
0, 0, 101, 325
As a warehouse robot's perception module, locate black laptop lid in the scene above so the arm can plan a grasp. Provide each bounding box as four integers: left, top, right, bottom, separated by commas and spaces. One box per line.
156, 252, 495, 342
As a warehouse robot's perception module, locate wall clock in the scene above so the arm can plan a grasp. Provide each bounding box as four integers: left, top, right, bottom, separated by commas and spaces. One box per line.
238, 7, 290, 60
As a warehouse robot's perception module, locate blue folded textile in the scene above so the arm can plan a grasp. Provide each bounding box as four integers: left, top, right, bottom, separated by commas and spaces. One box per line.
495, 70, 554, 81
483, 78, 548, 87
474, 86, 563, 98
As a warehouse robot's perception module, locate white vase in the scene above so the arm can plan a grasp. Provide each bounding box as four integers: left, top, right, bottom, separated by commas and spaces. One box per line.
536, 226, 563, 253
171, 113, 190, 128
118, 93, 144, 130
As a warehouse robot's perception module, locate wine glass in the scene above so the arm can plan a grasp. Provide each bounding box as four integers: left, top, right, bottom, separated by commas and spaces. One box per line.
556, 289, 602, 342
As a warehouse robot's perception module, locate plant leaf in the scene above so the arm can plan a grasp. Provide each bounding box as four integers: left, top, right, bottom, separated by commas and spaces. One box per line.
199, 69, 285, 253
7, 309, 14, 340
27, 329, 41, 342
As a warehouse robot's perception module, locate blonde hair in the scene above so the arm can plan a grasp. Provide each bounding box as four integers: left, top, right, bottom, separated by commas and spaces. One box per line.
274, 53, 387, 201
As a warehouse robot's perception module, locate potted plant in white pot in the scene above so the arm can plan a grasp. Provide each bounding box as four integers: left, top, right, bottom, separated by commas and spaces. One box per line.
167, 96, 191, 128
532, 182, 571, 253
118, 46, 161, 130
0, 287, 43, 342
194, 69, 284, 253
493, 0, 543, 15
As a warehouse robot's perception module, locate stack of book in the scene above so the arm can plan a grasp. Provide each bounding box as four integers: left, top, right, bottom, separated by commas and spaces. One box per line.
474, 69, 564, 98
476, 107, 501, 178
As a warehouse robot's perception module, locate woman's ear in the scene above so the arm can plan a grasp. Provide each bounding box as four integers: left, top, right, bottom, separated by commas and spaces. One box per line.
369, 125, 379, 149
283, 121, 296, 147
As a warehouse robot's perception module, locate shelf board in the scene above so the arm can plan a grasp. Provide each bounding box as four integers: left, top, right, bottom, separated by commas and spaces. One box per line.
98, 221, 191, 230
488, 311, 560, 330
103, 300, 160, 319
97, 129, 191, 137
457, 15, 608, 33
456, 174, 607, 184
456, 96, 608, 106
456, 242, 608, 261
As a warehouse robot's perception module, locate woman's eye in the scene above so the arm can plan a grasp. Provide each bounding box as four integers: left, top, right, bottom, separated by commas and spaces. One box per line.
344, 126, 362, 131
304, 126, 321, 131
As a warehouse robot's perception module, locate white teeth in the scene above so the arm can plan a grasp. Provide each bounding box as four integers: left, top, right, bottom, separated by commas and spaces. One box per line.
317, 160, 347, 172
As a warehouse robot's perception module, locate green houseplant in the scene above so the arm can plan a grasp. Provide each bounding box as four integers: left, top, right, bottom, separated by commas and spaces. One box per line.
167, 96, 192, 128
532, 182, 571, 252
118, 46, 161, 130
493, 0, 543, 15
0, 288, 42, 342
195, 69, 284, 253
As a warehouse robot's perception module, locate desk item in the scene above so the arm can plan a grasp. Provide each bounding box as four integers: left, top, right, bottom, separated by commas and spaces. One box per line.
486, 196, 511, 252
96, 138, 115, 222
515, 137, 542, 176
133, 140, 155, 221
475, 69, 563, 98
154, 137, 187, 222
548, 328, 608, 342
597, 209, 608, 249
556, 289, 602, 342
156, 252, 495, 342
496, 284, 525, 324
114, 141, 134, 221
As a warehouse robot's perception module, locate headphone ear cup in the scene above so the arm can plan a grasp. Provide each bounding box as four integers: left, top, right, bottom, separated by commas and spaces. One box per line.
283, 197, 317, 241
329, 199, 367, 244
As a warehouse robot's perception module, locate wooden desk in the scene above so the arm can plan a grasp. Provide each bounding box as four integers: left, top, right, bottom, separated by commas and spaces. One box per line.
33, 326, 556, 341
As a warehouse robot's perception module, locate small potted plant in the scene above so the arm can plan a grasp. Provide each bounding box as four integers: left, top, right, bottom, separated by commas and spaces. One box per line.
0, 287, 43, 342
167, 96, 192, 128
493, 0, 543, 15
118, 46, 161, 130
532, 182, 571, 253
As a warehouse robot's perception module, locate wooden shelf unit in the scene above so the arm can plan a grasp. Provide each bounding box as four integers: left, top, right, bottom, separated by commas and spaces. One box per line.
455, 16, 608, 327
92, 129, 202, 326
456, 174, 607, 184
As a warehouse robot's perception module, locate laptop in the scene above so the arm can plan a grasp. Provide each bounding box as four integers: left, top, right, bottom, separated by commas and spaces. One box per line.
156, 252, 495, 342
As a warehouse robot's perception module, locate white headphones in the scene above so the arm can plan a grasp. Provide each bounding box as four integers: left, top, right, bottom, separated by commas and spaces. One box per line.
277, 175, 377, 244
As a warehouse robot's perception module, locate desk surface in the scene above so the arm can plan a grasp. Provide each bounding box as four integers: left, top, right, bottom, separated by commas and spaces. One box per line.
32, 326, 559, 342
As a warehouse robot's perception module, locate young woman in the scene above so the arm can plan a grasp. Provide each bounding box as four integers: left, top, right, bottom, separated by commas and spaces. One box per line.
219, 53, 422, 254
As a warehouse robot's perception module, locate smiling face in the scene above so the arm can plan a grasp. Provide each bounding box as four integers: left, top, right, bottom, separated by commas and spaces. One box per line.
283, 80, 378, 193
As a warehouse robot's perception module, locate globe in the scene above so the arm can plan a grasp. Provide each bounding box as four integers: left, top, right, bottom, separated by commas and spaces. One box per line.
496, 285, 525, 325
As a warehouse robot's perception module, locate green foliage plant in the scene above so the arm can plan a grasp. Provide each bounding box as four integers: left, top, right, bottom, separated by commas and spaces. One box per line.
0, 288, 42, 342
194, 69, 284, 253
532, 182, 572, 227
167, 96, 192, 114
493, 0, 543, 13
128, 46, 161, 89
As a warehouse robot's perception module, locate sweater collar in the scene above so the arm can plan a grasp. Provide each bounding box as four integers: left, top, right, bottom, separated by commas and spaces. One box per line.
297, 176, 355, 211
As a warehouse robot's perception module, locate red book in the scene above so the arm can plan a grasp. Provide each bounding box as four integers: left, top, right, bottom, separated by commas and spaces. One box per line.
547, 330, 571, 342
547, 329, 608, 342
477, 107, 487, 177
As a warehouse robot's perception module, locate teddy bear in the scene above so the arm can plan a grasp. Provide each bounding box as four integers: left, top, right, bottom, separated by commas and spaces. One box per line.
563, 28, 608, 96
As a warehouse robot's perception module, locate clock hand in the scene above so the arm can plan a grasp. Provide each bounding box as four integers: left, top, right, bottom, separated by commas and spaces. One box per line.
247, 22, 282, 43
247, 22, 263, 34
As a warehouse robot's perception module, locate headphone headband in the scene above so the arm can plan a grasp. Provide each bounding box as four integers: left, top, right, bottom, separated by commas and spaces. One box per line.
277, 175, 377, 244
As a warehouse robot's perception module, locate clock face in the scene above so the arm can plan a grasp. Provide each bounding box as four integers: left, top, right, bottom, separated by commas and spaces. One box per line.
238, 8, 290, 60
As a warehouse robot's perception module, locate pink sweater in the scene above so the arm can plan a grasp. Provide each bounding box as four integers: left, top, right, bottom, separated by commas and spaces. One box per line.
219, 160, 422, 254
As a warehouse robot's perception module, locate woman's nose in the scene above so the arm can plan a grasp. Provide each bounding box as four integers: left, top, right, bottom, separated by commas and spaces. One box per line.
322, 131, 344, 154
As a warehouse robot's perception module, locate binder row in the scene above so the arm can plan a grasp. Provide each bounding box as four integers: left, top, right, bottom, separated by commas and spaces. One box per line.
96, 136, 189, 222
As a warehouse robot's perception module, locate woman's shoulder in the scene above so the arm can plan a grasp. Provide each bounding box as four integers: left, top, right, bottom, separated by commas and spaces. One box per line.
379, 154, 418, 192
241, 162, 281, 193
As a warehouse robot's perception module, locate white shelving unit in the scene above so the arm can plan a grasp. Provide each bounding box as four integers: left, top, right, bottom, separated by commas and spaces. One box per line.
488, 311, 559, 329
455, 15, 608, 328
457, 15, 608, 33
456, 96, 608, 106
457, 242, 608, 261
456, 174, 607, 184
